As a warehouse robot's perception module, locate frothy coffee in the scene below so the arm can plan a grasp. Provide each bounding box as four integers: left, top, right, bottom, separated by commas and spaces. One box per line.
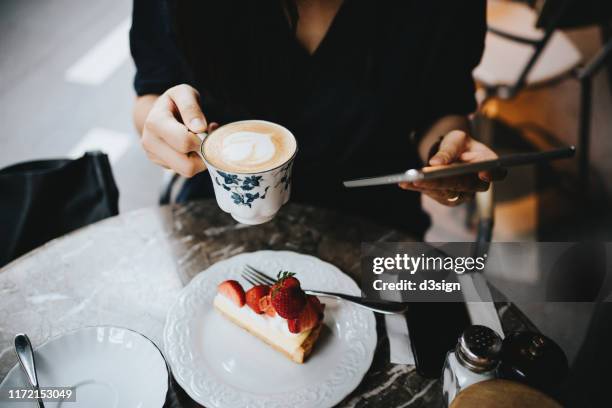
202, 121, 296, 173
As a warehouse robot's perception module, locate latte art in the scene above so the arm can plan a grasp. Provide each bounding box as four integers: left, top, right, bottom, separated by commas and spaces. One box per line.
221, 131, 276, 167
203, 121, 296, 173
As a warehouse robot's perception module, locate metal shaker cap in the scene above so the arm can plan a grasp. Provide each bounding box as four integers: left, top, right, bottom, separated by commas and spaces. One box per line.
456, 325, 503, 373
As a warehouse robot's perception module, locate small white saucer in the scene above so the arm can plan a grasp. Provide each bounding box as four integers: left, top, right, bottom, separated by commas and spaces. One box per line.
0, 326, 168, 407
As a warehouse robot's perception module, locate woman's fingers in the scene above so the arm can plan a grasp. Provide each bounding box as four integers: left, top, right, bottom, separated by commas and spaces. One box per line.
140, 84, 210, 177
167, 84, 208, 133
429, 130, 467, 166
410, 173, 490, 192
148, 99, 201, 153
141, 132, 205, 177
145, 151, 170, 169
425, 190, 473, 207
482, 167, 508, 182
460, 139, 506, 182
400, 130, 500, 205
208, 122, 220, 132
399, 183, 474, 206
427, 190, 474, 207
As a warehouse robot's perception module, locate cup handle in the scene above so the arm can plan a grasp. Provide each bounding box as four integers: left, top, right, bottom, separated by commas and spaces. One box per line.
195, 132, 208, 162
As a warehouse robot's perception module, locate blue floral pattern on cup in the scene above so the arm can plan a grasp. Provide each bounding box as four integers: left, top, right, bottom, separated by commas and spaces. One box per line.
274, 162, 292, 192
214, 172, 271, 208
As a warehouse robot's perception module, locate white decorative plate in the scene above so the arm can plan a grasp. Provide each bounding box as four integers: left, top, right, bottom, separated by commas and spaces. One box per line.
164, 250, 377, 408
0, 326, 168, 407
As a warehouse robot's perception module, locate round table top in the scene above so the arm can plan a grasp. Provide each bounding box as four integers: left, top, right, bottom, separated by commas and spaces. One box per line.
0, 200, 527, 407
450, 379, 561, 408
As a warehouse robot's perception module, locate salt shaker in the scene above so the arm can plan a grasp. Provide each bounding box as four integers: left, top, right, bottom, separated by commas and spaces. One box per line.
442, 325, 503, 407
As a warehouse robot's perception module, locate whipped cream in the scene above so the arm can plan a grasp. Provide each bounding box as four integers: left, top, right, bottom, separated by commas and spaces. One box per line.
213, 293, 300, 337
221, 131, 276, 167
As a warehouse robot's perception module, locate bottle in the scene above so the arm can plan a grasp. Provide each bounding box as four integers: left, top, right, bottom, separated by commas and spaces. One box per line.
442, 325, 502, 407
497, 331, 568, 396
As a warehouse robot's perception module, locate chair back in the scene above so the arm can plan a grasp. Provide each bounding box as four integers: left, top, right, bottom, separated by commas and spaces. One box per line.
536, 0, 612, 29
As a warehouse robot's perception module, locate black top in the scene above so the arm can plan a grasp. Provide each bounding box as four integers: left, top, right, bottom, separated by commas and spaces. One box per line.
130, 0, 486, 237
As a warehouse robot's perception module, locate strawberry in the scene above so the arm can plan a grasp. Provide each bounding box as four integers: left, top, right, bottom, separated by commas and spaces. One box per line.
287, 319, 300, 333
272, 271, 301, 291
307, 295, 325, 315
287, 297, 322, 333
270, 272, 306, 319
246, 285, 270, 314
271, 285, 306, 319
217, 280, 246, 307
280, 276, 300, 289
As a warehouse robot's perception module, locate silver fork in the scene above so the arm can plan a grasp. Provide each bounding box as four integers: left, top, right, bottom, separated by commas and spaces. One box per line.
242, 265, 408, 315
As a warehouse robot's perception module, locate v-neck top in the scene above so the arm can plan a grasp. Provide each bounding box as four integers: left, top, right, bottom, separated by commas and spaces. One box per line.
130, 0, 486, 236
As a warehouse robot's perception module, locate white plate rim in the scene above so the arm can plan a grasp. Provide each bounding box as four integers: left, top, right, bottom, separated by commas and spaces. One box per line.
0, 325, 170, 405
164, 250, 377, 408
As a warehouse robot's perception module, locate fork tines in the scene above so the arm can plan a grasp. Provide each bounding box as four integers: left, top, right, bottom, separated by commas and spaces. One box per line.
242, 265, 276, 287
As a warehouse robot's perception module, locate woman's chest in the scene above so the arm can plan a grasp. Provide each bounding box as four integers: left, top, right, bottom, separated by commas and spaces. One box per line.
180, 2, 429, 122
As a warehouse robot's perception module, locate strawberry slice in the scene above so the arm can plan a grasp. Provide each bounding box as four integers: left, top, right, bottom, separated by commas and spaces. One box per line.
265, 306, 277, 317
259, 294, 271, 311
288, 298, 322, 334
246, 285, 270, 314
217, 280, 246, 307
258, 295, 277, 317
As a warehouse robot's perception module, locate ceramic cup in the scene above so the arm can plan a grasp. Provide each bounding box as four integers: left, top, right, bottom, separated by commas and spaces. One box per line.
198, 120, 297, 225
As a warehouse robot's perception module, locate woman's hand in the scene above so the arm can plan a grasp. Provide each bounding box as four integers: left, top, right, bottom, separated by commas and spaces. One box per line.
399, 130, 505, 206
140, 84, 217, 177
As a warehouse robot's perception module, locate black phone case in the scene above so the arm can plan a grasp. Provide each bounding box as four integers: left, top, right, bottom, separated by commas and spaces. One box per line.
406, 302, 471, 378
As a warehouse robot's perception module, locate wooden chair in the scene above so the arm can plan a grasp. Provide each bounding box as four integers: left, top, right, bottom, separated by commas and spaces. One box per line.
475, 0, 612, 190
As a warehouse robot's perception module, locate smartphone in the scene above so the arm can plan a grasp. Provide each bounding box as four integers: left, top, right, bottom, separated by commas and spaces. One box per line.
343, 146, 575, 188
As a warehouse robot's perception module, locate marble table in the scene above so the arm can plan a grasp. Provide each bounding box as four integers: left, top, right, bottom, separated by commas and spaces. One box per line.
0, 200, 530, 407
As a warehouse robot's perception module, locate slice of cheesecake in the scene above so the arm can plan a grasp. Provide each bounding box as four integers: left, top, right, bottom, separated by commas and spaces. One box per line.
213, 273, 324, 363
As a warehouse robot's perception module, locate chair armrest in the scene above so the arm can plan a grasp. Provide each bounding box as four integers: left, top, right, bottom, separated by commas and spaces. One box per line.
159, 172, 180, 205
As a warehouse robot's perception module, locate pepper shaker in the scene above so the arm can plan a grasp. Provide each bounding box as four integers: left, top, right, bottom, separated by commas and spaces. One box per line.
498, 331, 568, 396
442, 325, 503, 407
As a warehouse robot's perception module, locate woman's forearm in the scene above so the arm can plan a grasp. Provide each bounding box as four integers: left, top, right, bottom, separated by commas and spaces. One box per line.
417, 115, 471, 163
133, 94, 160, 135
